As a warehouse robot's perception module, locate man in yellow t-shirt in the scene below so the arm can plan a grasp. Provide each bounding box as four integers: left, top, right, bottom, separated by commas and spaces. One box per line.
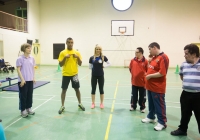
58, 37, 85, 114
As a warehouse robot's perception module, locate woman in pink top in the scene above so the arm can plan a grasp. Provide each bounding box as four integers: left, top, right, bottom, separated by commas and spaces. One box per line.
16, 43, 35, 118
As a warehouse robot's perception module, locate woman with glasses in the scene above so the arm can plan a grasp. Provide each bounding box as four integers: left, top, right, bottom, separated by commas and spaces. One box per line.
89, 45, 111, 109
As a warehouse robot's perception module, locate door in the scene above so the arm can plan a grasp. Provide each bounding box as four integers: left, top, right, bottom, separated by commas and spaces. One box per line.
32, 43, 41, 65
192, 43, 200, 50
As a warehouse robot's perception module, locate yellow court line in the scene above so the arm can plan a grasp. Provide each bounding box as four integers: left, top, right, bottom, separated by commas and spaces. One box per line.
104, 114, 113, 140
111, 100, 115, 113
104, 81, 119, 140
113, 81, 119, 99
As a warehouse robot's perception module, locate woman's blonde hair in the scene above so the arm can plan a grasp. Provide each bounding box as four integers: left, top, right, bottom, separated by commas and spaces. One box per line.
21, 43, 31, 52
94, 44, 104, 62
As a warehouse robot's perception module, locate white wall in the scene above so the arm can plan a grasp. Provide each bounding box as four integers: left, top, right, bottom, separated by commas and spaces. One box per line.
27, 0, 40, 41
0, 0, 40, 66
39, 0, 200, 67
1, 0, 200, 67
0, 41, 3, 58
0, 29, 27, 65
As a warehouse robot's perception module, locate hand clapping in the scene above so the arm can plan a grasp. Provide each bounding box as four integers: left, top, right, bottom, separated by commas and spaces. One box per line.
73, 54, 79, 58
65, 54, 70, 58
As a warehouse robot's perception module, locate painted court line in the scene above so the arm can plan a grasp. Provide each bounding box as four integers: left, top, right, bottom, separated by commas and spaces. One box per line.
104, 114, 113, 140
4, 95, 55, 130
7, 93, 56, 97
32, 96, 55, 111
1, 95, 181, 104
1, 97, 182, 109
3, 73, 90, 130
104, 81, 119, 140
79, 73, 90, 80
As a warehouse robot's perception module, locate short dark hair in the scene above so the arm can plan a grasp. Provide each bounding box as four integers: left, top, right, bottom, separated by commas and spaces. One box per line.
66, 37, 73, 42
184, 44, 199, 57
148, 42, 160, 49
21, 43, 31, 52
136, 47, 144, 54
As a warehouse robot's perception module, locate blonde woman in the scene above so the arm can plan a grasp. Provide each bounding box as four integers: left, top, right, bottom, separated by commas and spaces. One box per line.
89, 45, 111, 109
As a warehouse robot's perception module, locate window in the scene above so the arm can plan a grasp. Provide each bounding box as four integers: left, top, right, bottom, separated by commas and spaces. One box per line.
112, 0, 133, 11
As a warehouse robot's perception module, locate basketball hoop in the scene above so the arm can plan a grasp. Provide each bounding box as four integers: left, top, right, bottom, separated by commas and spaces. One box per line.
120, 31, 125, 35
119, 31, 125, 38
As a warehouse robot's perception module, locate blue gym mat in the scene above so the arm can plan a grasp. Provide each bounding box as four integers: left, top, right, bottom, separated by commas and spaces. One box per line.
2, 81, 50, 92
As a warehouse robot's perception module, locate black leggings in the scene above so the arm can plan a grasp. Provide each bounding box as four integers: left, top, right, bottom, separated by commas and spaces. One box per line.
91, 75, 104, 94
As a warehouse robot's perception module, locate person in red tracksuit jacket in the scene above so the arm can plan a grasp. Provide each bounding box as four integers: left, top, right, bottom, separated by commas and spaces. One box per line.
129, 47, 148, 113
141, 42, 169, 131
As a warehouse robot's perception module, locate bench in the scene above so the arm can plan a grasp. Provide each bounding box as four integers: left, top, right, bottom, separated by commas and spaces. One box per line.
0, 77, 18, 90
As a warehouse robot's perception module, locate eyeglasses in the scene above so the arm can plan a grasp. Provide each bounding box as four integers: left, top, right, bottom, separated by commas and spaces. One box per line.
135, 52, 140, 53
96, 49, 101, 50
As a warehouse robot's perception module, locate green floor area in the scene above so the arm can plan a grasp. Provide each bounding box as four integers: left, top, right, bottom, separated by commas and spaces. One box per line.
0, 66, 199, 140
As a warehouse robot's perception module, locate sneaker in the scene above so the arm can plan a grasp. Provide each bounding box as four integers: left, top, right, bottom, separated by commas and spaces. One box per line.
91, 103, 95, 109
21, 110, 28, 118
58, 106, 65, 114
141, 118, 156, 123
130, 107, 136, 111
78, 104, 85, 111
100, 103, 104, 109
171, 129, 187, 136
27, 108, 35, 115
154, 123, 166, 131
140, 109, 145, 113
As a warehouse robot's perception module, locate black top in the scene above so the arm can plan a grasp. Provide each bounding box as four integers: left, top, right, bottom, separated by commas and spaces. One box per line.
89, 56, 108, 76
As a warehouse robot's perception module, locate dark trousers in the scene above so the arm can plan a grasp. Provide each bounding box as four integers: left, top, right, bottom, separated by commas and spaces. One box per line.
91, 75, 104, 94
18, 81, 33, 112
130, 85, 146, 110
147, 90, 167, 126
179, 90, 200, 133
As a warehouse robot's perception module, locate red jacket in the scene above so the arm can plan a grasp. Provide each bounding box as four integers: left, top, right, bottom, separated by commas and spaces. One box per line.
129, 57, 148, 87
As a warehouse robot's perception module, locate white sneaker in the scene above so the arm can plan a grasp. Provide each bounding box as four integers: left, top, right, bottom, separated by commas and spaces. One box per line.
21, 110, 28, 118
27, 108, 35, 115
141, 117, 156, 123
140, 109, 145, 113
130, 107, 135, 111
154, 123, 166, 131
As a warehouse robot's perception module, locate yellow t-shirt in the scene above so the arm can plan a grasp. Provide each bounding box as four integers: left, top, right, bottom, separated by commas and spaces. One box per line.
58, 49, 82, 76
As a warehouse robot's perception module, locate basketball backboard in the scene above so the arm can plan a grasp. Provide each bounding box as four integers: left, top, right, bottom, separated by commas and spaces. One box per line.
111, 20, 134, 36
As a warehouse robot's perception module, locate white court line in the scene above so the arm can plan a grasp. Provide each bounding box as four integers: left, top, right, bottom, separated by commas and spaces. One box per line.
1, 95, 181, 104
3, 73, 90, 130
1, 97, 51, 101
1, 97, 182, 109
7, 93, 56, 97
32, 96, 55, 111
79, 73, 90, 80
45, 100, 181, 109
4, 95, 55, 130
